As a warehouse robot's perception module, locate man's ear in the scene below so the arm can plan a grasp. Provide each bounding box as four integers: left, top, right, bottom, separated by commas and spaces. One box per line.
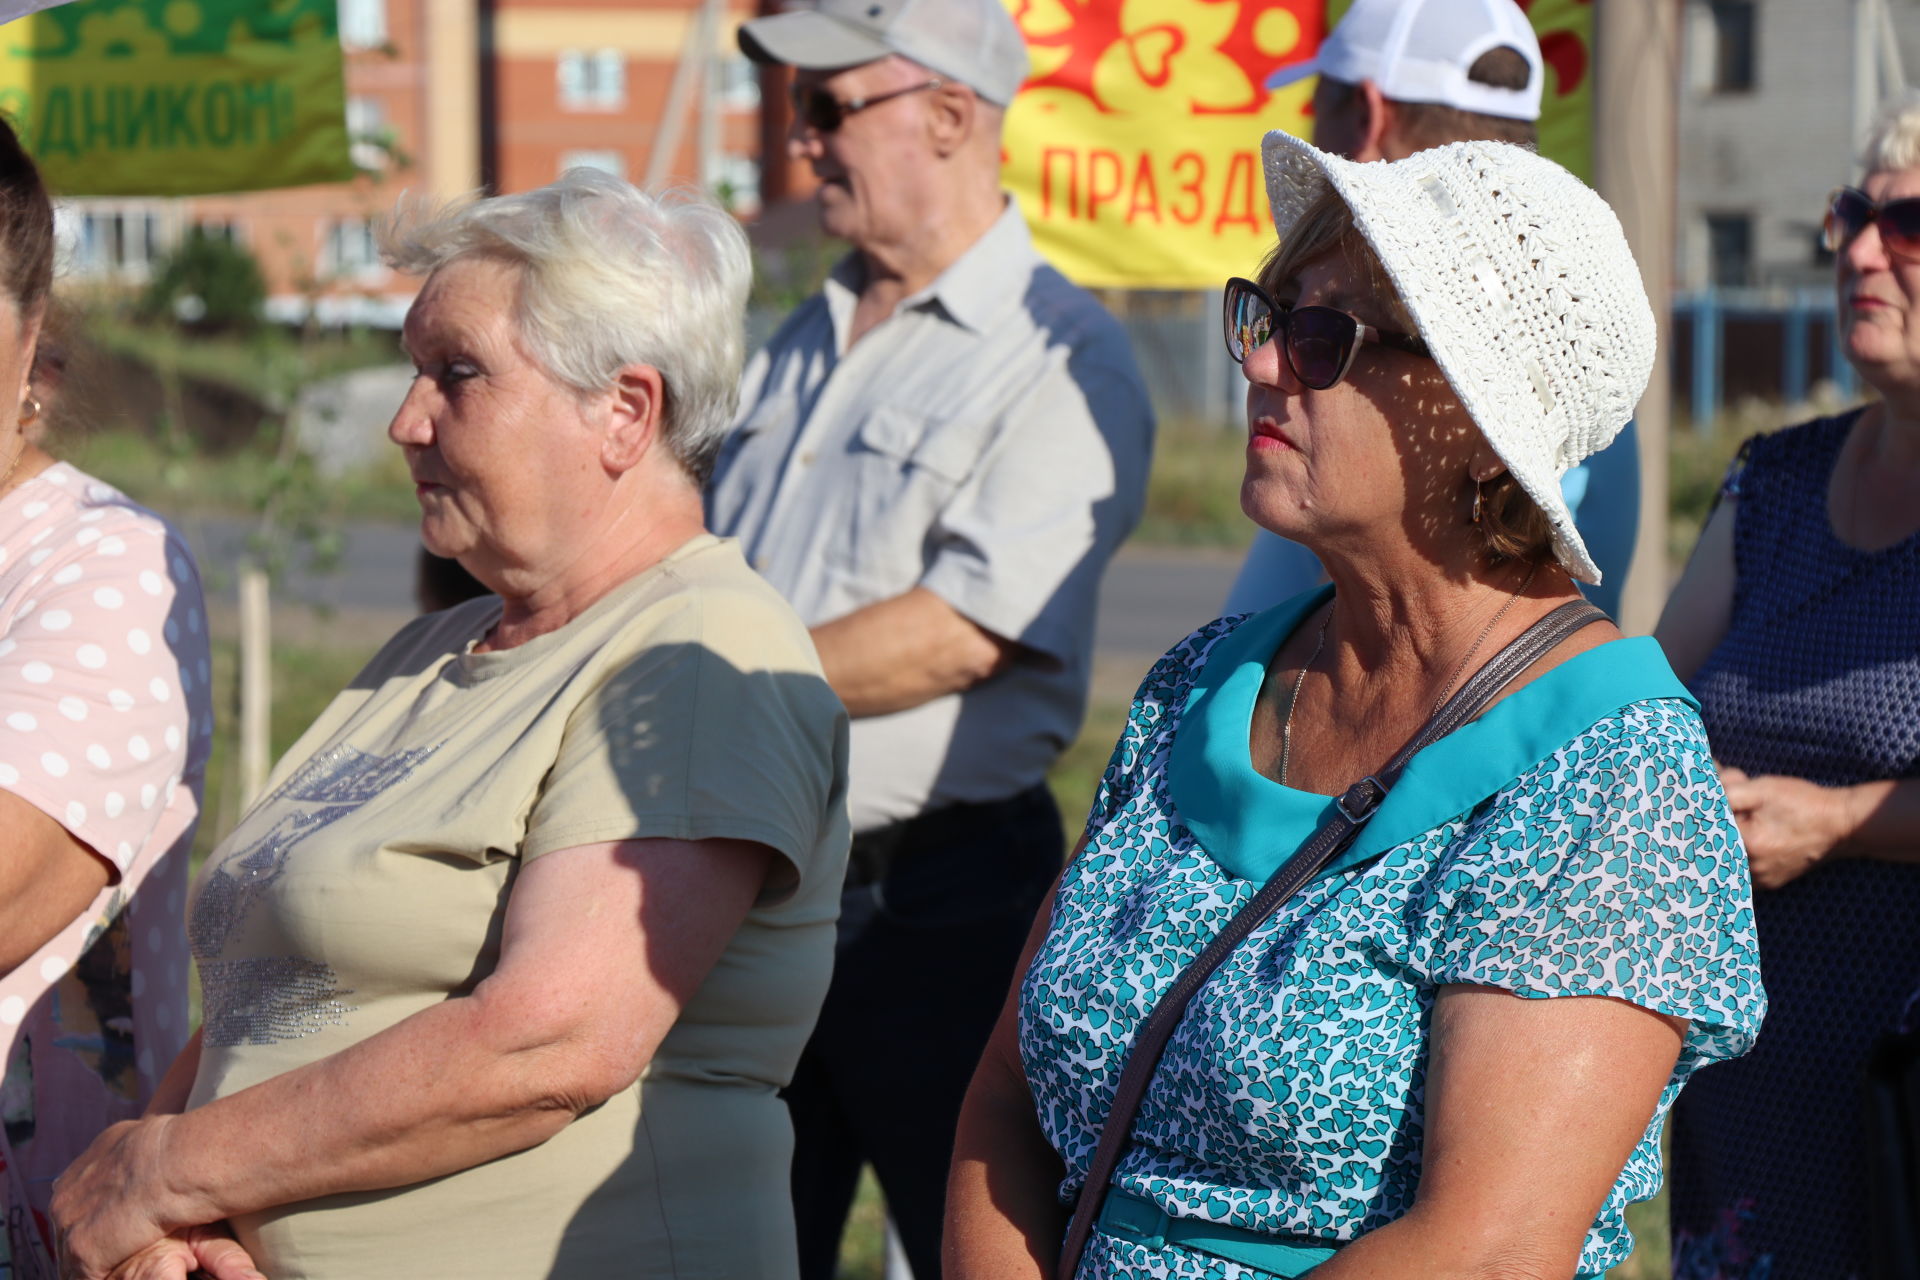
602, 363, 667, 474
1354, 79, 1395, 162
927, 80, 975, 157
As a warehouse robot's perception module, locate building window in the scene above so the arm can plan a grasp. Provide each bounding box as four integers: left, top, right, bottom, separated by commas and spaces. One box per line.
1704, 213, 1754, 288
558, 49, 625, 111
62, 207, 164, 279
1692, 0, 1756, 94
718, 53, 762, 110
712, 153, 760, 214
338, 0, 386, 49
560, 150, 626, 180
347, 97, 389, 171
324, 217, 384, 278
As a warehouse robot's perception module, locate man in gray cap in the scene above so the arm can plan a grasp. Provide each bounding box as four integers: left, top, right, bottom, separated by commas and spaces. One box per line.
706, 2, 1154, 1277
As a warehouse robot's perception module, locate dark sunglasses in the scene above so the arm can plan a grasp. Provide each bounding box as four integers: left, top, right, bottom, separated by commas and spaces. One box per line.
1824, 186, 1920, 262
789, 78, 945, 134
1221, 276, 1432, 390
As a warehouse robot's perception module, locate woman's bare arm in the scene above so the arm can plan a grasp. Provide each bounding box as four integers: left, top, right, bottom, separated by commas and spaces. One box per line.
142, 1030, 201, 1118
0, 787, 110, 977
53, 835, 773, 1279
1309, 985, 1684, 1280
945, 845, 1080, 1280
1654, 500, 1735, 683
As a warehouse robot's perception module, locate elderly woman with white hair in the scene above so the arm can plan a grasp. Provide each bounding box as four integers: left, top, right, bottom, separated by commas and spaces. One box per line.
1660, 92, 1920, 1280
49, 171, 851, 1280
946, 136, 1764, 1280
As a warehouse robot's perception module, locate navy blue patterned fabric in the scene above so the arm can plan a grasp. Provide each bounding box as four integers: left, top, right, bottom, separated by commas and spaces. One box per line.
1671, 410, 1920, 1280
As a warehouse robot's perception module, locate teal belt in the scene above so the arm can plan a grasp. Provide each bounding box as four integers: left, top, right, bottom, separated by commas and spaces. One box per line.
1094, 1187, 1337, 1278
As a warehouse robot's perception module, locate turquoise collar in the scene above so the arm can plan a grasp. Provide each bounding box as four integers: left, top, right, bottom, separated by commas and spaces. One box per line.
1167, 588, 1698, 883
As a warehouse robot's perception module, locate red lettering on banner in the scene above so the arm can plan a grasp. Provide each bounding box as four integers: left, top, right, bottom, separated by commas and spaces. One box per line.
1041, 147, 1079, 219
1205, 152, 1267, 237
1171, 152, 1204, 225
1126, 153, 1161, 225
1027, 146, 1277, 235
1087, 148, 1124, 220
1213, 153, 1261, 235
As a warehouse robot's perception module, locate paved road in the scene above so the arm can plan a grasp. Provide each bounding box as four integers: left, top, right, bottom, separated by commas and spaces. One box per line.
171, 515, 1243, 661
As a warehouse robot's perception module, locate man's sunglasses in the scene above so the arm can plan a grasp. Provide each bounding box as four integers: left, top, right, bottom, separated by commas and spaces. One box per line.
1221, 276, 1432, 390
1824, 186, 1920, 262
789, 78, 944, 134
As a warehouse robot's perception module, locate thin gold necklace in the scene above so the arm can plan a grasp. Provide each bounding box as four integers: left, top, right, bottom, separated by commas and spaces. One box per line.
1427, 560, 1540, 717
1275, 561, 1541, 787
0, 439, 26, 496
1275, 605, 1330, 787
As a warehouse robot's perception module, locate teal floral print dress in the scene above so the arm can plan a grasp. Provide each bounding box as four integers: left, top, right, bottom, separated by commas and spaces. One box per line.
1020, 590, 1766, 1279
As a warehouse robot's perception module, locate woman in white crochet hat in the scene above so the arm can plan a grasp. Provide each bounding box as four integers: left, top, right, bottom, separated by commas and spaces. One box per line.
947, 136, 1765, 1280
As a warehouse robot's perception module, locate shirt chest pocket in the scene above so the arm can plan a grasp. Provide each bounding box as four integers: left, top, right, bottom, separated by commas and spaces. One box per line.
829, 405, 983, 581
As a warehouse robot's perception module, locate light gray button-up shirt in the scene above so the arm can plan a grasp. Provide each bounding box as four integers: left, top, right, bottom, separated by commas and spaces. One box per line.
707, 201, 1154, 834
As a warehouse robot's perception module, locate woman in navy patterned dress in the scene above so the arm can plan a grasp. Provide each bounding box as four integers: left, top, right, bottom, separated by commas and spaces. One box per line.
945, 135, 1765, 1280
1661, 97, 1920, 1280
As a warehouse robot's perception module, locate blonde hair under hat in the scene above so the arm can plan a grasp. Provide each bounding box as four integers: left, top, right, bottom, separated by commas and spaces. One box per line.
1261, 132, 1655, 584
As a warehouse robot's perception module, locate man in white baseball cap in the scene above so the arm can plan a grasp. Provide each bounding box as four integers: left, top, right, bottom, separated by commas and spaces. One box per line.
1226, 0, 1642, 620
710, 3, 1154, 1278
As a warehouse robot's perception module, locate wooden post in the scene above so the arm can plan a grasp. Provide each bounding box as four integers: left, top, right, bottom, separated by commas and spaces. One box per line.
646, 0, 725, 189
238, 563, 271, 809
427, 0, 483, 195
1593, 0, 1680, 635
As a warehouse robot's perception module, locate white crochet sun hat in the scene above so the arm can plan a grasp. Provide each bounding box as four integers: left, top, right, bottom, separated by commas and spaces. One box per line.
1261, 131, 1655, 584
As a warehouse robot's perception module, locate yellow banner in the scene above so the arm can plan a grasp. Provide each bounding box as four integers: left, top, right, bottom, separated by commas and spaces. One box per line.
1003, 0, 1596, 289
0, 0, 354, 196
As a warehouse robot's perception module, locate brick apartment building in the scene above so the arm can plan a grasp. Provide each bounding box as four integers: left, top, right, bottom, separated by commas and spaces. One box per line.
58, 0, 772, 325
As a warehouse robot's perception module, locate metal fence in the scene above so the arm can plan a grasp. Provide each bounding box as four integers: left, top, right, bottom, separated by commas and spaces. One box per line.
1673, 287, 1858, 426
751, 287, 1858, 433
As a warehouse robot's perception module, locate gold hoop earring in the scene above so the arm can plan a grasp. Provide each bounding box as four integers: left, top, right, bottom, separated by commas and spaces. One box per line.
1470, 479, 1484, 525
20, 395, 40, 426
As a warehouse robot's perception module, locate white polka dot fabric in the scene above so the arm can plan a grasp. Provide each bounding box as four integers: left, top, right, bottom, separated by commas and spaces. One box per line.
0, 462, 211, 1276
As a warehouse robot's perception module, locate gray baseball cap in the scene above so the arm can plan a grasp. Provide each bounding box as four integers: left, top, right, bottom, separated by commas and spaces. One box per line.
739, 0, 1032, 107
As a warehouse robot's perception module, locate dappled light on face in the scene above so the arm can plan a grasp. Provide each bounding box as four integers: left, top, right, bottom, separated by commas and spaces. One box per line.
1352, 344, 1485, 580
1239, 242, 1476, 561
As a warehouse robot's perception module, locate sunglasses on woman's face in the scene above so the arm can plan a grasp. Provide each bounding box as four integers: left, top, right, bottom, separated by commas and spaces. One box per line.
1824, 186, 1920, 262
1221, 276, 1432, 390
788, 78, 945, 134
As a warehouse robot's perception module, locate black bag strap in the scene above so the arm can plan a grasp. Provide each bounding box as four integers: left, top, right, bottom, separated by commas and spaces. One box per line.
1054, 599, 1607, 1280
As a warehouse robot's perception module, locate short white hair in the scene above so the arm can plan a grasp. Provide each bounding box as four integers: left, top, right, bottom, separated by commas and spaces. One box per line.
382, 170, 752, 481
1862, 91, 1920, 174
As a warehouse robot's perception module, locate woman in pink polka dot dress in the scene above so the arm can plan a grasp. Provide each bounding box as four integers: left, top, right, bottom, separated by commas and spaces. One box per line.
0, 124, 213, 1280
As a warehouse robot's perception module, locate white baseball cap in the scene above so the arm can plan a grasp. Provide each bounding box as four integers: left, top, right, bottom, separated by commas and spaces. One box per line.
1262, 132, 1654, 583
1266, 0, 1544, 123
739, 0, 1032, 107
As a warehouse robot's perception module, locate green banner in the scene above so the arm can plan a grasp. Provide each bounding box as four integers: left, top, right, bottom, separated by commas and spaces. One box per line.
0, 0, 354, 196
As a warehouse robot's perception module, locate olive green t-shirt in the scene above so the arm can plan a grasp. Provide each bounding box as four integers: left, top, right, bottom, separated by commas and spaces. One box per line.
185, 535, 850, 1279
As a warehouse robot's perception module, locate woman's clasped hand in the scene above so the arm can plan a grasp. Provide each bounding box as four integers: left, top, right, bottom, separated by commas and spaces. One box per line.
52, 1118, 258, 1280
1716, 767, 1875, 891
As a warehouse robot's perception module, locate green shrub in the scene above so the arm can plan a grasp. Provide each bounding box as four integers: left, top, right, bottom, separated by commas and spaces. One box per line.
141, 228, 267, 334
